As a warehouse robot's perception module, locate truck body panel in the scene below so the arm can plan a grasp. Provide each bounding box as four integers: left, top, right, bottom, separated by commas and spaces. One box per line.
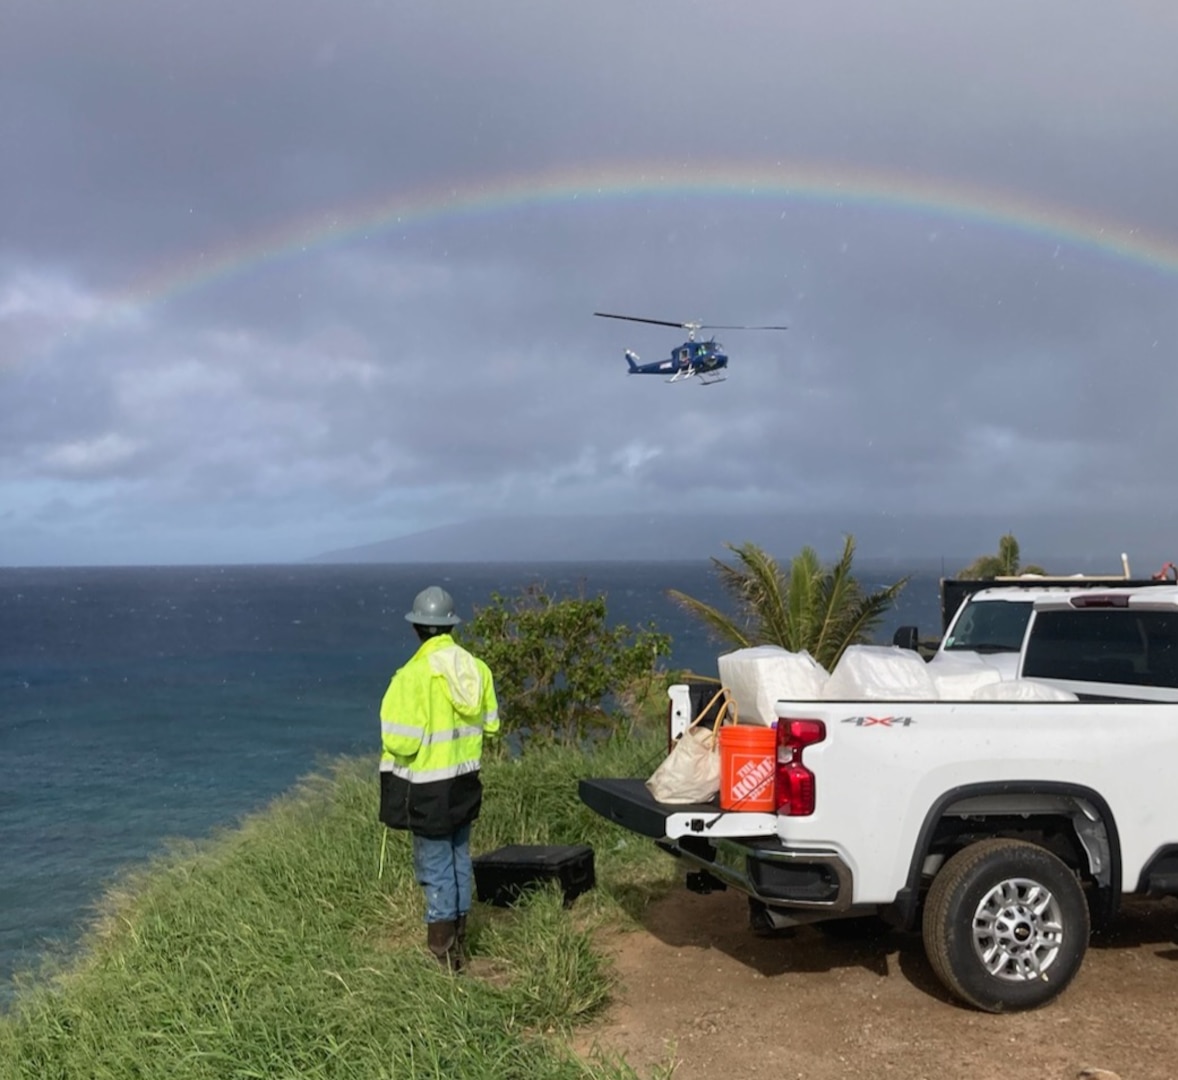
768, 698, 1178, 901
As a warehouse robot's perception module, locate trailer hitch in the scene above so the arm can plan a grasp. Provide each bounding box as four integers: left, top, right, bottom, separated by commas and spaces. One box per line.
685, 869, 728, 895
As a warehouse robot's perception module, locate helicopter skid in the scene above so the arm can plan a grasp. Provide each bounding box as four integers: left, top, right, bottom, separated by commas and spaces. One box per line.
665, 368, 725, 385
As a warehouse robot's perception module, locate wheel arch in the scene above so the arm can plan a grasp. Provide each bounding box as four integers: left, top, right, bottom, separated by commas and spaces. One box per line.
1136, 842, 1178, 896
888, 780, 1122, 930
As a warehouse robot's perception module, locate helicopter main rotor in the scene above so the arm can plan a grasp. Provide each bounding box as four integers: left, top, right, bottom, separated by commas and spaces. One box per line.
593, 311, 788, 342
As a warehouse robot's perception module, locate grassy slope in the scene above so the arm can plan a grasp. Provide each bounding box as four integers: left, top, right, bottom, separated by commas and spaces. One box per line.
0, 733, 676, 1080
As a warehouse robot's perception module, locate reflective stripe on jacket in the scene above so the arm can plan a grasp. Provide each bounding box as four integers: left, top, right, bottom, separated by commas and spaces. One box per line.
378, 634, 499, 836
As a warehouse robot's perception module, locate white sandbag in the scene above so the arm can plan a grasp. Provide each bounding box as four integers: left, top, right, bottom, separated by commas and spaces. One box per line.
822, 645, 938, 700
970, 679, 1078, 702
928, 657, 1003, 700
718, 645, 829, 725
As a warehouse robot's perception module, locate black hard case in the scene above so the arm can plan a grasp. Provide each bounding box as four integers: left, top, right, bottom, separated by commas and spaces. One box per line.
473, 843, 596, 907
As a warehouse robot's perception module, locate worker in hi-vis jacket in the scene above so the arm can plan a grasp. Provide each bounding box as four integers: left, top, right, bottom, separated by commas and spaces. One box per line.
378, 585, 500, 970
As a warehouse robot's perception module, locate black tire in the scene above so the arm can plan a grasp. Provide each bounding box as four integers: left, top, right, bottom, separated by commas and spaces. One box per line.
922, 838, 1089, 1013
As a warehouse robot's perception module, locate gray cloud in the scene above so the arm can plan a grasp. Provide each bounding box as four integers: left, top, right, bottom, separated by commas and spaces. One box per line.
2, 0, 1177, 565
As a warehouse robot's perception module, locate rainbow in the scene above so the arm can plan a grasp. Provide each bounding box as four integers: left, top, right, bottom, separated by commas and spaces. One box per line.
65, 159, 1178, 315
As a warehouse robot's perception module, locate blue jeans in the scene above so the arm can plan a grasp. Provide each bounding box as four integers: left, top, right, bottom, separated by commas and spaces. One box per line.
412, 823, 473, 923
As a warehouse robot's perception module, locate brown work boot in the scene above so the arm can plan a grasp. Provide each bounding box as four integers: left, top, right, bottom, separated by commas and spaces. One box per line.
426, 920, 458, 971
454, 914, 468, 971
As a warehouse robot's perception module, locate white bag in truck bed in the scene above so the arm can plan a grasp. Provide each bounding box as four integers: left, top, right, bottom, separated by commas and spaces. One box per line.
928, 656, 1003, 699
970, 678, 1078, 701
717, 645, 829, 724
822, 644, 938, 700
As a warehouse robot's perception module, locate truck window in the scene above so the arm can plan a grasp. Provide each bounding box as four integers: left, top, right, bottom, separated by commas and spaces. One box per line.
944, 600, 1033, 653
1022, 610, 1178, 687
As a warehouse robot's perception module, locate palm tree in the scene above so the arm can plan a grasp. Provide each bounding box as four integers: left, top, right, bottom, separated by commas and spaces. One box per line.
667, 536, 909, 671
957, 533, 1046, 579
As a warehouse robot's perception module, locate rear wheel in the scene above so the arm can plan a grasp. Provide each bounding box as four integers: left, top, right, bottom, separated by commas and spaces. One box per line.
922, 838, 1089, 1012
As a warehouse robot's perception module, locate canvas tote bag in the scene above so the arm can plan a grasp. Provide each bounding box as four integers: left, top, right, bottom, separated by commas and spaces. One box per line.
646, 687, 735, 804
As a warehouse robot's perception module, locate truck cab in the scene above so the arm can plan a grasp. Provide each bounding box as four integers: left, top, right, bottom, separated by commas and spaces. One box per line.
930, 585, 1041, 679
909, 583, 1178, 700
1020, 587, 1178, 701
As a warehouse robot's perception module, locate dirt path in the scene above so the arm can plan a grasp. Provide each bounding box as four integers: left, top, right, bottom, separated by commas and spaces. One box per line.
577, 888, 1178, 1080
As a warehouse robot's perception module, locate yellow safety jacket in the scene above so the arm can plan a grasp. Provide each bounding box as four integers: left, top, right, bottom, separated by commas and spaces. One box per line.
378, 634, 500, 837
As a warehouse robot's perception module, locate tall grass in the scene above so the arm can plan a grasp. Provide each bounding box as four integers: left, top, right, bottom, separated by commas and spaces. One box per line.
0, 730, 675, 1079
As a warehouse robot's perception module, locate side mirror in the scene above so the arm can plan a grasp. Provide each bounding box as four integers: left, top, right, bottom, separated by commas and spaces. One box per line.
892, 625, 920, 651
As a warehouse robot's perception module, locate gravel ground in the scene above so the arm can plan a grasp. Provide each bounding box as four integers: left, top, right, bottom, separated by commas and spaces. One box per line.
575, 886, 1178, 1080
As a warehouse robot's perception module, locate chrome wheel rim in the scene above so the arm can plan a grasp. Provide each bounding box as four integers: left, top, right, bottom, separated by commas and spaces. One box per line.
970, 876, 1063, 982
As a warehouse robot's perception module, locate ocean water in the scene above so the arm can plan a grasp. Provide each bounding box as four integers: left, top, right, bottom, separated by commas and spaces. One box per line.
0, 560, 942, 1004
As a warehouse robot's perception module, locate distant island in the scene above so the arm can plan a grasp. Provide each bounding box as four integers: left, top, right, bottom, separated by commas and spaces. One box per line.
305, 511, 1153, 572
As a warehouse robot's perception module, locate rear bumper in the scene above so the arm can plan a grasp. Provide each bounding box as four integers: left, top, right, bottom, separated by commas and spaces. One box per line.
578, 777, 854, 911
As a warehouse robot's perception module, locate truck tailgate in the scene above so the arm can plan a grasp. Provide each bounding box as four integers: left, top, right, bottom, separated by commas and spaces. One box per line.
579, 778, 698, 838
578, 778, 777, 840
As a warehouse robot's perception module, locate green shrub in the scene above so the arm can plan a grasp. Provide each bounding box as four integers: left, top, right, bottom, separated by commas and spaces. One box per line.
458, 585, 671, 744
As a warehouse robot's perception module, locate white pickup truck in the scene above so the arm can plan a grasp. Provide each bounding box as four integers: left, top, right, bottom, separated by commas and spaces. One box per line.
580, 583, 1178, 1012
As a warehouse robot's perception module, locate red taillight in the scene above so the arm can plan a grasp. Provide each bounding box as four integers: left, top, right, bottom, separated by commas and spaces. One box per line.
775, 718, 825, 816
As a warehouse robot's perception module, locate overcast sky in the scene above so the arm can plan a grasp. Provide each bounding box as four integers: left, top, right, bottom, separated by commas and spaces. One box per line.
3, 0, 1178, 567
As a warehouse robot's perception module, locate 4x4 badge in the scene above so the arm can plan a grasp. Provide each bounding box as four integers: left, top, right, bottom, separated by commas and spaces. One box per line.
840, 715, 915, 727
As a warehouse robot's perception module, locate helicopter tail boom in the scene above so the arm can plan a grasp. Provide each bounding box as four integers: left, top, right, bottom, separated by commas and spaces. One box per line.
625, 350, 641, 373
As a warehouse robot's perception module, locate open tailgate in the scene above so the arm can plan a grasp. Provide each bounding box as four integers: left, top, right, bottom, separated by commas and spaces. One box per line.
578, 778, 777, 840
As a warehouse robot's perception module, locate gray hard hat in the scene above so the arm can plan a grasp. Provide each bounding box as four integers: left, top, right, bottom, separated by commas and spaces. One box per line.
405, 585, 461, 626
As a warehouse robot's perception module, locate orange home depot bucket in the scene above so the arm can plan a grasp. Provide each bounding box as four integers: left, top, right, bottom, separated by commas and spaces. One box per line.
718, 723, 777, 812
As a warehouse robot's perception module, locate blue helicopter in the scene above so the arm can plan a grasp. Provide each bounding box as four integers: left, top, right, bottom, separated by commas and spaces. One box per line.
594, 312, 788, 384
